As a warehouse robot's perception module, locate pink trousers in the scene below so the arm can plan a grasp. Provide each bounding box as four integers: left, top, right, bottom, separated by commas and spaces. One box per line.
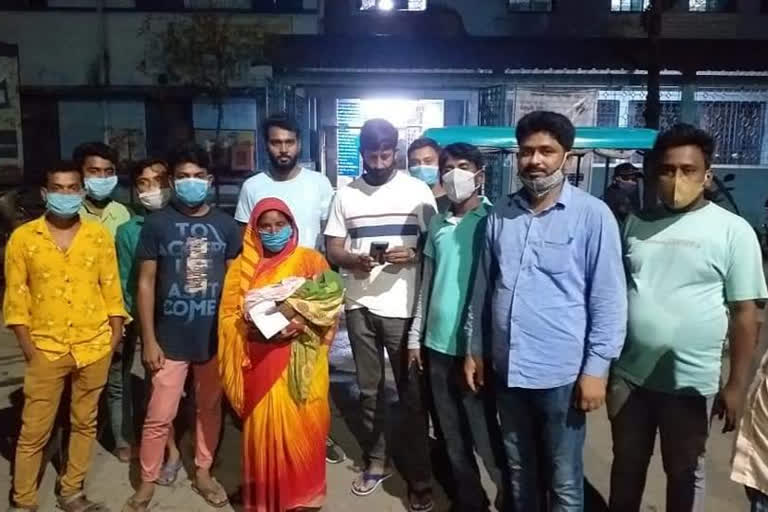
139, 357, 222, 483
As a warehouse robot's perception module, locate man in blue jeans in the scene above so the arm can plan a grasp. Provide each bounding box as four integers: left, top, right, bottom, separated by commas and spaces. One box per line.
464, 111, 627, 511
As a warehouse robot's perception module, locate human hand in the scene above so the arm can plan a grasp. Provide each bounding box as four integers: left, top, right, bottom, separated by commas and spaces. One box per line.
277, 316, 307, 341
384, 246, 415, 265
464, 355, 485, 393
714, 381, 745, 433
142, 339, 165, 372
574, 375, 607, 412
351, 254, 377, 274
408, 348, 423, 372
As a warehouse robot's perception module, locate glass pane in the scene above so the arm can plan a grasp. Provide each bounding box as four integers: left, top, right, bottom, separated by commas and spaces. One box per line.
610, 0, 648, 11
508, 0, 552, 11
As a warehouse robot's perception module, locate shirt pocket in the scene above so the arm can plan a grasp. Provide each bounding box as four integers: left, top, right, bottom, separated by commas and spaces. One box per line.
535, 239, 572, 275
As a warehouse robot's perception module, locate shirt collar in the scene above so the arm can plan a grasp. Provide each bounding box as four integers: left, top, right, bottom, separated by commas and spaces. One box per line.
441, 197, 489, 223
511, 181, 572, 212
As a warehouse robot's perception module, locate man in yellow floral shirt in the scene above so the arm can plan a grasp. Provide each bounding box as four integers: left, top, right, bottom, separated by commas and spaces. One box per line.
3, 161, 128, 512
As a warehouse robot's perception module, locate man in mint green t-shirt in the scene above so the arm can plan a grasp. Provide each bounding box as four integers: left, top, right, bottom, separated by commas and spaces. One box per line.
609, 124, 768, 512
407, 143, 504, 512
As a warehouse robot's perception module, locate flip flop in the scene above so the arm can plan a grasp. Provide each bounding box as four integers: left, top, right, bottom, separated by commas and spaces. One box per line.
192, 477, 230, 508
121, 497, 151, 512
155, 459, 183, 487
351, 471, 392, 497
408, 488, 434, 512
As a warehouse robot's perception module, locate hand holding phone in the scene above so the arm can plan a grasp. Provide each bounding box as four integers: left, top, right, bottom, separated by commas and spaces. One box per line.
369, 242, 389, 265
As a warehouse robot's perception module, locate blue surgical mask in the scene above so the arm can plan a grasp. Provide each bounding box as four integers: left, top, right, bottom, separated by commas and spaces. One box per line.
174, 177, 210, 207
84, 176, 118, 200
409, 165, 439, 186
45, 192, 84, 219
259, 225, 293, 253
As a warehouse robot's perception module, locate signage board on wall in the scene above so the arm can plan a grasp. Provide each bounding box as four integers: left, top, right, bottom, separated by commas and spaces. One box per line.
514, 88, 598, 191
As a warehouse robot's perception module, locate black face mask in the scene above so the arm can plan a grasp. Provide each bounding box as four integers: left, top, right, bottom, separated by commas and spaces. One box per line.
362, 162, 396, 186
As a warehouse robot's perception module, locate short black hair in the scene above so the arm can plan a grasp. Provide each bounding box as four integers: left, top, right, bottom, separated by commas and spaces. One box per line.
72, 142, 118, 170
45, 160, 82, 185
167, 143, 210, 173
407, 137, 441, 158
652, 123, 715, 169
515, 111, 576, 152
359, 119, 398, 154
262, 113, 301, 142
131, 158, 168, 183
439, 143, 485, 170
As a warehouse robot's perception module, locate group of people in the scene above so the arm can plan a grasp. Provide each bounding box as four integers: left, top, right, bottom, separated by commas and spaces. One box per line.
3, 109, 768, 512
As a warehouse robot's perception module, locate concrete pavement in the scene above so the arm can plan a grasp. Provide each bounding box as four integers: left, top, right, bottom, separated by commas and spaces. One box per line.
0, 319, 753, 512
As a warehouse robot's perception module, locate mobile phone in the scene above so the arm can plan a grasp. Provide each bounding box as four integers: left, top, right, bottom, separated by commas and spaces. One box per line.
369, 242, 389, 264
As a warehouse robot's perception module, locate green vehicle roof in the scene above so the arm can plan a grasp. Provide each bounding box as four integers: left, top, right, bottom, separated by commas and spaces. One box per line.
423, 126, 658, 151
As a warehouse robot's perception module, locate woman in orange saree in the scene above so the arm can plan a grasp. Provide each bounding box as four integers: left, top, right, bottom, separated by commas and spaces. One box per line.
218, 197, 342, 512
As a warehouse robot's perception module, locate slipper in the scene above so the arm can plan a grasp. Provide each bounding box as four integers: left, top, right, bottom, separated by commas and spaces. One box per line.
156, 459, 183, 487
351, 471, 392, 497
192, 477, 230, 508
408, 488, 434, 512
121, 497, 151, 512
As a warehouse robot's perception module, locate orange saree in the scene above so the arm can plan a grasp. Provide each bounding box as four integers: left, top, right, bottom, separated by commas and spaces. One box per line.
218, 198, 337, 512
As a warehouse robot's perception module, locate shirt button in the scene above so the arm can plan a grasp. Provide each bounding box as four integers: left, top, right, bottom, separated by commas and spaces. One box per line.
67, 321, 73, 327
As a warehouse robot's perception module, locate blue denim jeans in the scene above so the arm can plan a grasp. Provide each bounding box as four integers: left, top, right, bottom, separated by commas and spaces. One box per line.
747, 487, 768, 512
496, 379, 585, 512
105, 327, 137, 448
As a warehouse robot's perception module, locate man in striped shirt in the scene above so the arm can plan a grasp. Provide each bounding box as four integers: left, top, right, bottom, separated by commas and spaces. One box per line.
325, 119, 437, 512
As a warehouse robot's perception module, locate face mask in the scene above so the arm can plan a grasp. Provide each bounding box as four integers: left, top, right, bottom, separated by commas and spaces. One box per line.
443, 168, 479, 204
259, 225, 293, 253
363, 162, 396, 186
138, 188, 171, 211
409, 165, 439, 186
174, 178, 209, 207
658, 174, 707, 211
519, 153, 569, 197
45, 192, 84, 219
84, 176, 118, 201
616, 180, 638, 193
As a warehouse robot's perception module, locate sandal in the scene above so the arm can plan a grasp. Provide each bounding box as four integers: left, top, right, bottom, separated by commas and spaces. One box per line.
121, 496, 151, 512
192, 477, 229, 508
155, 458, 183, 486
351, 471, 392, 497
56, 492, 108, 512
408, 487, 434, 512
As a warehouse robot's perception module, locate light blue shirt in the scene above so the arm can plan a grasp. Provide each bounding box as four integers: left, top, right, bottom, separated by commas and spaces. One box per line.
466, 183, 627, 389
235, 168, 334, 249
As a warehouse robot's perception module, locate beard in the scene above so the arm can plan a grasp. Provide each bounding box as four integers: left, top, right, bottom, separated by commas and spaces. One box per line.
269, 152, 299, 174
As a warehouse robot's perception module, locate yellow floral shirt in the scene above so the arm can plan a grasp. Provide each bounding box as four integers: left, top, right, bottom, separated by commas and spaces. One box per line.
3, 216, 130, 367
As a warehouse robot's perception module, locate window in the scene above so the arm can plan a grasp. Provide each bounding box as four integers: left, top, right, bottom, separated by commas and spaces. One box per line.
359, 0, 426, 11
628, 101, 681, 131
597, 100, 620, 127
508, 0, 552, 11
688, 0, 734, 11
611, 0, 648, 12
698, 101, 766, 165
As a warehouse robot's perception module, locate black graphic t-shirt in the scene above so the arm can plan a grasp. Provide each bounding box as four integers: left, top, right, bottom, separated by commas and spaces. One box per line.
136, 205, 242, 362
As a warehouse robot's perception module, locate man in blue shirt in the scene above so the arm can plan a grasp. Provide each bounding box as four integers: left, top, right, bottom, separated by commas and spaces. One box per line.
464, 111, 627, 511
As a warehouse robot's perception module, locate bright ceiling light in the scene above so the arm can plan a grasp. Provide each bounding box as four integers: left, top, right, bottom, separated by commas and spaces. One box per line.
378, 0, 395, 10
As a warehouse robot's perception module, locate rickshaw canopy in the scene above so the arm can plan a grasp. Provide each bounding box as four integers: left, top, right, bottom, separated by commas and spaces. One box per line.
423, 126, 658, 152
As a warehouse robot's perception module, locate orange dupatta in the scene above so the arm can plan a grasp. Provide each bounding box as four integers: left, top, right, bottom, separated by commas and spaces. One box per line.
217, 198, 328, 418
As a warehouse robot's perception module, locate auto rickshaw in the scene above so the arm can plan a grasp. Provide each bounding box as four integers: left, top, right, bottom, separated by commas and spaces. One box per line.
422, 125, 658, 204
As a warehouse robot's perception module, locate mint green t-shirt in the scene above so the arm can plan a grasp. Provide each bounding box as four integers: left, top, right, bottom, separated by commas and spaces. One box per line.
614, 203, 768, 396
423, 201, 489, 356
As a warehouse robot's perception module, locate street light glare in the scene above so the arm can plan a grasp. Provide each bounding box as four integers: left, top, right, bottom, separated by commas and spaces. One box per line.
378, 0, 395, 10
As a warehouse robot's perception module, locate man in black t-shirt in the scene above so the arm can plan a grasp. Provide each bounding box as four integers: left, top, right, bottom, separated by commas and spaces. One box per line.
124, 144, 241, 511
